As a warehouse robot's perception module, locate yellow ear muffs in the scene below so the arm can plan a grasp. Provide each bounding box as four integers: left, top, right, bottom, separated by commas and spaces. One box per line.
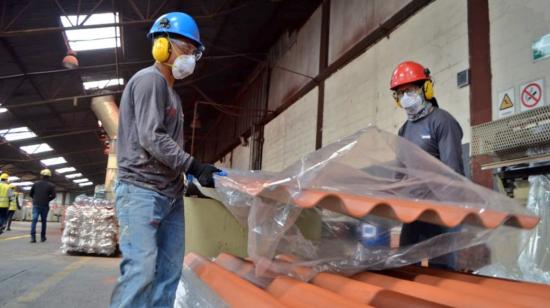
152, 37, 171, 63
423, 80, 434, 100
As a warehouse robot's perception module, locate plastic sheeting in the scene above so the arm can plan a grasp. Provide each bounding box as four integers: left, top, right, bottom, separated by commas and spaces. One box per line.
174, 266, 228, 308
212, 126, 537, 280
61, 195, 118, 256
477, 175, 550, 284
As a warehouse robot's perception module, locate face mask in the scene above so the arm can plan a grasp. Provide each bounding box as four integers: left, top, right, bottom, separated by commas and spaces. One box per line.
400, 92, 425, 115
171, 54, 196, 80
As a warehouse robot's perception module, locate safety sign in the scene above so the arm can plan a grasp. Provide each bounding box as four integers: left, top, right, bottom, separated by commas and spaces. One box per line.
520, 79, 545, 112
497, 88, 515, 118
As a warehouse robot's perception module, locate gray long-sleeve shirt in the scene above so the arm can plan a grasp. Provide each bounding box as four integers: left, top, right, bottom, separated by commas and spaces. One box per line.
398, 107, 465, 175
117, 65, 193, 198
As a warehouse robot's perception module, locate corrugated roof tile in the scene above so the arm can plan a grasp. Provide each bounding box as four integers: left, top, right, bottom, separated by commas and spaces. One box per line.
183, 253, 550, 308
230, 176, 539, 229
184, 253, 285, 307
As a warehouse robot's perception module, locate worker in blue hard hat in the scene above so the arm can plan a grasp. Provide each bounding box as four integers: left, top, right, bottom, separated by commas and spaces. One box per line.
110, 12, 222, 308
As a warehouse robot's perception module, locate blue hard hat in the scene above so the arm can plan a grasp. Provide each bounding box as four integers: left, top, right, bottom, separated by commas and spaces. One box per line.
148, 12, 204, 50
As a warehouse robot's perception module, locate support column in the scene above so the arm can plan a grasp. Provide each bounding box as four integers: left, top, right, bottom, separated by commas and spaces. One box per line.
468, 0, 493, 188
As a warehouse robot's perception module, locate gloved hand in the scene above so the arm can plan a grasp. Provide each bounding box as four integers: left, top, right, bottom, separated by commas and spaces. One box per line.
187, 159, 221, 188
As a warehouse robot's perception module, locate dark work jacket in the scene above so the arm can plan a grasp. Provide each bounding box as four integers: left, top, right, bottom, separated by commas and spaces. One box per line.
398, 107, 465, 175
30, 179, 56, 208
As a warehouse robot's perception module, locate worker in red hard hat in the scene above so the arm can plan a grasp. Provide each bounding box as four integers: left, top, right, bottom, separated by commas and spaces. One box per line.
391, 61, 464, 270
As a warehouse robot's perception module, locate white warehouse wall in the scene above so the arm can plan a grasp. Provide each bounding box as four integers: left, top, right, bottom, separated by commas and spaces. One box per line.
231, 145, 251, 170
323, 0, 470, 145
489, 0, 550, 120
262, 89, 318, 172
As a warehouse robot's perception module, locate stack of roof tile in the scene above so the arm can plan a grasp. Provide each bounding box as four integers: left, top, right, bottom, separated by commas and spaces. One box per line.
182, 252, 550, 308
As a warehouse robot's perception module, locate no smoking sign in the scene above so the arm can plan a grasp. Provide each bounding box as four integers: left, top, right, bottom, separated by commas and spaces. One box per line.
520, 79, 545, 112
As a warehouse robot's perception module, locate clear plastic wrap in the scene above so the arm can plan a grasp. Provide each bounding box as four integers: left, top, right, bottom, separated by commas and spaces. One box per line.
61, 195, 118, 256
476, 175, 550, 284
213, 126, 537, 280
174, 266, 228, 308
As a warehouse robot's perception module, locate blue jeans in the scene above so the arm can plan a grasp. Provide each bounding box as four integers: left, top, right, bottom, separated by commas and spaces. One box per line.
0, 208, 8, 232
110, 181, 185, 308
31, 207, 49, 240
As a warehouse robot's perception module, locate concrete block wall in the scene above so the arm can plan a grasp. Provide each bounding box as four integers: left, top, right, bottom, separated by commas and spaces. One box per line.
262, 88, 318, 172
231, 144, 251, 170
222, 0, 473, 172
489, 0, 550, 120
324, 0, 470, 145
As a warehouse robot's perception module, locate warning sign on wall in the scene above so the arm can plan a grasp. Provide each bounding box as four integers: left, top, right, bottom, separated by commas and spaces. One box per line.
497, 88, 515, 118
520, 79, 545, 112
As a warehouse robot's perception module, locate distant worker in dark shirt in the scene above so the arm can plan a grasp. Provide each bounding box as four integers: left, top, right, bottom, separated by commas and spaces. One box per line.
29, 168, 56, 243
390, 61, 464, 269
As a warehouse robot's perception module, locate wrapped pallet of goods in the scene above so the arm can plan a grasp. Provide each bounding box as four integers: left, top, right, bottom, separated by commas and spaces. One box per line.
61, 195, 118, 256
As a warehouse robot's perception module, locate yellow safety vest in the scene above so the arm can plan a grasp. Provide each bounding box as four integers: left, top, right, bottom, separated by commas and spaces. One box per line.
9, 191, 17, 211
0, 182, 10, 208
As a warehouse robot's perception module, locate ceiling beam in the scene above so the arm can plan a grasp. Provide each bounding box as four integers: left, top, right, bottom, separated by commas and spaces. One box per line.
1, 37, 67, 127
0, 19, 155, 37
3, 0, 32, 31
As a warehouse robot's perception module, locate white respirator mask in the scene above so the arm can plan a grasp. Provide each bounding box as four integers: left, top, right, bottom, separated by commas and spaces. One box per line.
400, 92, 425, 115
171, 54, 196, 80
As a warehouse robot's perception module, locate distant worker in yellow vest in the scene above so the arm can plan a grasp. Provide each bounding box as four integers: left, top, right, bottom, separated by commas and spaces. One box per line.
0, 173, 13, 234
6, 184, 21, 231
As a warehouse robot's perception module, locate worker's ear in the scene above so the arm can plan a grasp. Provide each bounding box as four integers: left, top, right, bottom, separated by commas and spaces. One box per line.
152, 37, 171, 63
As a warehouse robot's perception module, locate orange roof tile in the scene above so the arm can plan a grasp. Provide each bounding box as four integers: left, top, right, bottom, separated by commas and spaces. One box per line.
183, 252, 550, 308
381, 268, 548, 307
184, 253, 285, 307
227, 176, 539, 229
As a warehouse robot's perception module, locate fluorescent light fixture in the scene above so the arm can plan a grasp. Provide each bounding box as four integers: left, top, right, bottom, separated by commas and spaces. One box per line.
12, 181, 33, 187
79, 182, 94, 187
73, 178, 89, 183
8, 176, 20, 182
0, 127, 36, 141
20, 143, 53, 154
22, 186, 32, 190
61, 13, 120, 51
0, 108, 7, 113
55, 167, 76, 174
65, 173, 82, 179
83, 78, 124, 90
41, 157, 67, 166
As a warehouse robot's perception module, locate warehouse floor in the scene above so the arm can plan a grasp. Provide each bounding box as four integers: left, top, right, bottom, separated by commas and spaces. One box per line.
0, 221, 119, 308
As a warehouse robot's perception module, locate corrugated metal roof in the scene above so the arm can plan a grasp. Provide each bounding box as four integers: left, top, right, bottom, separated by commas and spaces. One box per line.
184, 252, 550, 308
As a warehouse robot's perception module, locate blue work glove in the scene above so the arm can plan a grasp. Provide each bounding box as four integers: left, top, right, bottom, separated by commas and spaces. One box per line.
187, 159, 222, 188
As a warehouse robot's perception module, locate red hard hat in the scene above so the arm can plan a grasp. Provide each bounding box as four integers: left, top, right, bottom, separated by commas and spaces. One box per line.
390, 61, 430, 90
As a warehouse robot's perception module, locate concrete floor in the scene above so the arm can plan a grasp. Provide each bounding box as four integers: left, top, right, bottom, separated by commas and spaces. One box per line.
0, 221, 119, 308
